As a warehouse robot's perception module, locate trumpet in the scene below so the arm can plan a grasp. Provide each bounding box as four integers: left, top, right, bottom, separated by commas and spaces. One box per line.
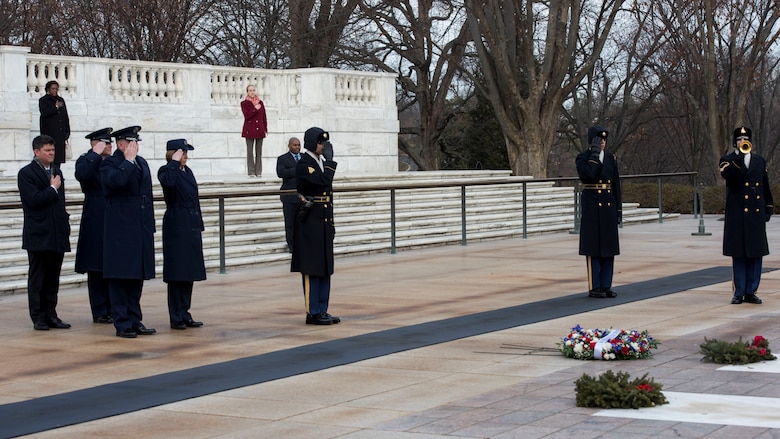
738, 139, 752, 154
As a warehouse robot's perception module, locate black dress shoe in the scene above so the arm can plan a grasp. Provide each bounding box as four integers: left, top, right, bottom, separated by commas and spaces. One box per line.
588, 289, 607, 298
47, 318, 71, 329
305, 313, 333, 325
731, 296, 743, 304
170, 321, 187, 330
322, 313, 341, 324
744, 294, 763, 304
93, 315, 114, 324
134, 325, 157, 335
34, 321, 49, 331
116, 329, 137, 338
184, 319, 203, 327
604, 289, 617, 298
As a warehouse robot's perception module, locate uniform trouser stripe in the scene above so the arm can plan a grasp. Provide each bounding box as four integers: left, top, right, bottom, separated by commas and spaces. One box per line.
586, 256, 594, 291
302, 274, 311, 313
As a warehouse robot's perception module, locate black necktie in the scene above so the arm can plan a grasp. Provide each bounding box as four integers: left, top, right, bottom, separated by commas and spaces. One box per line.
45, 168, 51, 177
294, 153, 300, 161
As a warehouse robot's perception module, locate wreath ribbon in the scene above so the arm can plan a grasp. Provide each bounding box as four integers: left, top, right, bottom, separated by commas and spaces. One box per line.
594, 329, 621, 360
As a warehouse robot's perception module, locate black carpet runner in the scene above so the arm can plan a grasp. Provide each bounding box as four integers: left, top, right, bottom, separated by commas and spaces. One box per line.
0, 266, 742, 438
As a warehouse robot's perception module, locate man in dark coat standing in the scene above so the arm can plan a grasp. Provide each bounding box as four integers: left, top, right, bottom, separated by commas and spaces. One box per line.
158, 139, 206, 330
276, 137, 302, 252
38, 80, 71, 165
576, 125, 622, 299
18, 135, 71, 330
75, 128, 114, 324
100, 126, 157, 338
291, 127, 340, 325
720, 126, 774, 305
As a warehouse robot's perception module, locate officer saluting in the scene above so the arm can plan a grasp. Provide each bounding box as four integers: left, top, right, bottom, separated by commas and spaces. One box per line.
75, 127, 113, 324
291, 127, 341, 325
720, 126, 774, 304
576, 125, 622, 298
100, 126, 157, 338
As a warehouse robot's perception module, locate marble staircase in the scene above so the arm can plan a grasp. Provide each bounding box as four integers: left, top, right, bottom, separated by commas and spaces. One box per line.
0, 171, 677, 295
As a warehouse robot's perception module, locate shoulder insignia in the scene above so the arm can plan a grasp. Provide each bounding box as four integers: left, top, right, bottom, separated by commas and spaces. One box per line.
308, 166, 315, 174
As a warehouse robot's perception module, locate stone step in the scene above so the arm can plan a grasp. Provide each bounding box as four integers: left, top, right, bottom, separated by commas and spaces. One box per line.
0, 171, 678, 295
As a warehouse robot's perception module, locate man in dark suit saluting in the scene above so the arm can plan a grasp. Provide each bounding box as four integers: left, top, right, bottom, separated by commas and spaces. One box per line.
18, 135, 71, 330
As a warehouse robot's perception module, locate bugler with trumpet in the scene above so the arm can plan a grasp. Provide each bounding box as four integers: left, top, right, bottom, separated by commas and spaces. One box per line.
737, 139, 752, 154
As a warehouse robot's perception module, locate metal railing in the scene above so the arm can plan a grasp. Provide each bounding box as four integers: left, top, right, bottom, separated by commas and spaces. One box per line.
0, 171, 698, 274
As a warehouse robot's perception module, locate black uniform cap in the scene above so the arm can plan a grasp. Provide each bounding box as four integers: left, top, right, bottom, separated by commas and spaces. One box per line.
733, 126, 752, 145
166, 138, 194, 151
303, 127, 329, 152
112, 126, 142, 141
85, 127, 113, 143
587, 125, 608, 144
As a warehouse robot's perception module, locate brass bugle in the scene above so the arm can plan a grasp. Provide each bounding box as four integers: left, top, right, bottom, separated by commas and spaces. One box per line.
738, 139, 752, 154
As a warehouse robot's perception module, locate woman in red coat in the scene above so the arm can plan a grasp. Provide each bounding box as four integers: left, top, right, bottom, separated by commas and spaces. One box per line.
240, 85, 268, 176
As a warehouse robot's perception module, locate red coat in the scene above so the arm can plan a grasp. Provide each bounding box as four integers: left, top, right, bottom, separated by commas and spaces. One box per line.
241, 98, 268, 139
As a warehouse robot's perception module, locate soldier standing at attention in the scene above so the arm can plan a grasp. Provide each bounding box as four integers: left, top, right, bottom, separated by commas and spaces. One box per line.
575, 125, 622, 299
720, 126, 773, 304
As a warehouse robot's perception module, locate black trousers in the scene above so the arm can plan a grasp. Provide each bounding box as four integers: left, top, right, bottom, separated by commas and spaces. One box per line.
87, 271, 111, 318
108, 279, 144, 332
27, 251, 64, 324
167, 280, 194, 323
282, 201, 298, 251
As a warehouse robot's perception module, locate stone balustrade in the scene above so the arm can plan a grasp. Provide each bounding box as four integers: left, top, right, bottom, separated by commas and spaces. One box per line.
1, 45, 399, 180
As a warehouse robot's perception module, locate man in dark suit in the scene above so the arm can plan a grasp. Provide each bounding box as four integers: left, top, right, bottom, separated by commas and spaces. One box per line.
18, 135, 71, 330
100, 126, 157, 338
276, 137, 302, 252
291, 127, 340, 325
75, 128, 114, 324
158, 139, 206, 330
720, 126, 774, 304
575, 125, 622, 299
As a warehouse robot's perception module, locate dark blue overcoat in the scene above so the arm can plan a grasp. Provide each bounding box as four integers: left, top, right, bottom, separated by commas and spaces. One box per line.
720, 151, 773, 258
74, 150, 106, 273
157, 161, 206, 282
291, 153, 337, 277
575, 149, 622, 257
100, 150, 156, 280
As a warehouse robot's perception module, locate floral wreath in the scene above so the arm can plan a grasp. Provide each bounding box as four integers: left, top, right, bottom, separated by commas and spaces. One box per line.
559, 324, 659, 360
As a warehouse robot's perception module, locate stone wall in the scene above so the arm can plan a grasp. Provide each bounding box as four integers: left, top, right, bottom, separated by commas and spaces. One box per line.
0, 45, 399, 180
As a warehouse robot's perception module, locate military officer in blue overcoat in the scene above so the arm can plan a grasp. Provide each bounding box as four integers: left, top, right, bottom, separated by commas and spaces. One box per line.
74, 127, 114, 324
291, 127, 341, 325
576, 125, 622, 298
100, 126, 157, 338
158, 139, 206, 330
720, 126, 774, 304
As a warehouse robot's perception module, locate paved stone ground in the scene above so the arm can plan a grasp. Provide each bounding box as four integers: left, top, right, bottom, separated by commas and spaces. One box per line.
1, 215, 780, 438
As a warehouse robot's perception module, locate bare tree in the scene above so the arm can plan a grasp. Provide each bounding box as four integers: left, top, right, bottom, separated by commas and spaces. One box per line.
353, 0, 471, 170
289, 0, 361, 68
652, 0, 780, 182
464, 0, 624, 177
202, 0, 290, 68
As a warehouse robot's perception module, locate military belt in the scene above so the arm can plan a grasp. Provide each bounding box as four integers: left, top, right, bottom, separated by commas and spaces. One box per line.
310, 196, 330, 203
581, 184, 611, 190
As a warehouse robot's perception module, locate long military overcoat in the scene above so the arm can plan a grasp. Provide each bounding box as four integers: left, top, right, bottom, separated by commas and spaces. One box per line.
100, 149, 156, 280
291, 152, 337, 277
720, 151, 773, 258
158, 161, 206, 282
575, 149, 622, 257
74, 150, 106, 273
